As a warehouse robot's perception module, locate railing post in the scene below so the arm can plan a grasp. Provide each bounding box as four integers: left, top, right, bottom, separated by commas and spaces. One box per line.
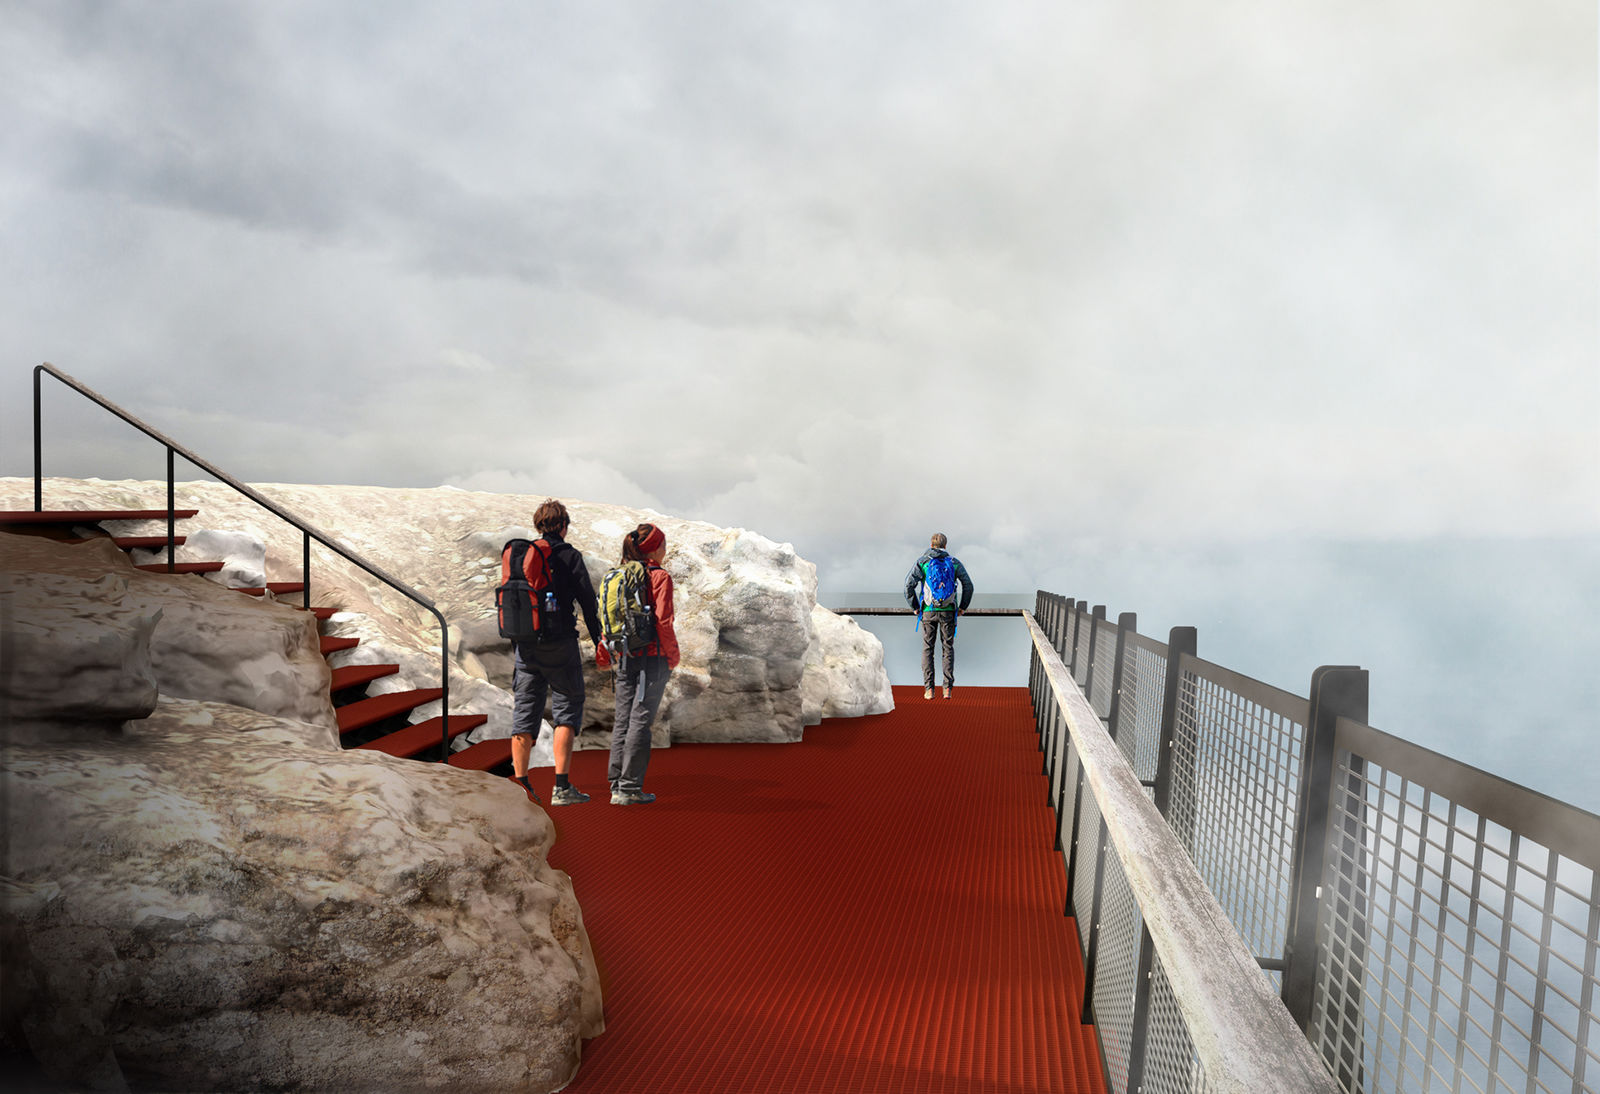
303, 532, 312, 609
1029, 594, 1041, 742
1126, 625, 1197, 1094
166, 447, 176, 573
1152, 627, 1197, 815
1066, 599, 1083, 675
1106, 611, 1135, 743
1040, 594, 1056, 773
1078, 608, 1130, 1027
33, 365, 43, 511
1084, 604, 1106, 701
1282, 665, 1368, 1032
438, 618, 451, 761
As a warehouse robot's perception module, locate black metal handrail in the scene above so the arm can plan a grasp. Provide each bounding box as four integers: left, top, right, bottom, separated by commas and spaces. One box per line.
830, 607, 1024, 616
31, 362, 454, 760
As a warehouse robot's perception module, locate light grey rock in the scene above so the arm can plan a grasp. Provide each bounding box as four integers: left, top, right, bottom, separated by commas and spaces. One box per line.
1, 698, 603, 1093
2, 479, 893, 754
0, 532, 336, 745
129, 527, 269, 589
804, 604, 896, 721
0, 571, 161, 724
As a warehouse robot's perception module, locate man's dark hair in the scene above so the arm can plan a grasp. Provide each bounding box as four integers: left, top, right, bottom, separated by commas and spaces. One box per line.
534, 499, 570, 536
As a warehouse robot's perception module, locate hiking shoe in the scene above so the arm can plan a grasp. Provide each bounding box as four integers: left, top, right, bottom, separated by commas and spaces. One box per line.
550, 785, 591, 806
943, 687, 952, 699
610, 790, 657, 805
924, 687, 934, 700
512, 775, 541, 804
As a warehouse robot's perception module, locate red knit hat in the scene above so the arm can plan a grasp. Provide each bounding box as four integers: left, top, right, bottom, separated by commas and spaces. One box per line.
634, 524, 665, 556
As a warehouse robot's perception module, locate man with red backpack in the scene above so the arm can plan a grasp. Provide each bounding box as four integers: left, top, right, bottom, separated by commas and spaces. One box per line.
903, 532, 975, 699
502, 499, 606, 805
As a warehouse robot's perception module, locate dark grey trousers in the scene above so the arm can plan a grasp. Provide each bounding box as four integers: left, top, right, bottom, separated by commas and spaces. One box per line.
921, 612, 956, 688
609, 654, 669, 792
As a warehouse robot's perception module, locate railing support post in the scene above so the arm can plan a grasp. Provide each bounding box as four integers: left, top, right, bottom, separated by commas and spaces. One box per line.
438, 617, 451, 761
1078, 608, 1130, 1026
1127, 625, 1196, 1094
1084, 604, 1106, 700
1153, 627, 1197, 816
1040, 593, 1056, 774
32, 365, 43, 511
166, 447, 176, 573
1106, 611, 1135, 742
1282, 665, 1368, 1031
1067, 599, 1085, 675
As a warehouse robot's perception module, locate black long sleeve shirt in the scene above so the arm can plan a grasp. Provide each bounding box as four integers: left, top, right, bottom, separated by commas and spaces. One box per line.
542, 532, 605, 646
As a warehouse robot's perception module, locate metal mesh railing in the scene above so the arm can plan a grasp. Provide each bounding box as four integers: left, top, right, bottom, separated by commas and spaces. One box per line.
1088, 618, 1114, 719
1094, 844, 1144, 1093
1171, 658, 1307, 975
1029, 589, 1600, 1094
1029, 594, 1337, 1094
1144, 955, 1209, 1094
1116, 634, 1169, 786
1308, 720, 1600, 1093
1075, 775, 1106, 954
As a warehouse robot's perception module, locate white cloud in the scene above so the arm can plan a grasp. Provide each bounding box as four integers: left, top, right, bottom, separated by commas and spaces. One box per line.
0, 0, 1592, 581
439, 349, 495, 373
442, 460, 663, 513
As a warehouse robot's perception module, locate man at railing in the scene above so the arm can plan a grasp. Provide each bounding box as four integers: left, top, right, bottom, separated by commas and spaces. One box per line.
903, 532, 975, 699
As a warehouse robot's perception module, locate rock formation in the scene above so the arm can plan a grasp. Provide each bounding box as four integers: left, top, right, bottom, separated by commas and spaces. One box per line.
1, 529, 602, 1091
1, 532, 334, 738
3, 698, 603, 1092
0, 477, 894, 1090
0, 478, 895, 759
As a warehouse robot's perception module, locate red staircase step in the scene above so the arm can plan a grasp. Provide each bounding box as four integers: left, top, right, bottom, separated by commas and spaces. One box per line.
0, 509, 199, 524
356, 714, 488, 758
235, 582, 306, 597
336, 688, 444, 735
306, 606, 337, 620
330, 663, 399, 691
320, 636, 360, 655
64, 535, 189, 549
135, 561, 225, 575
447, 736, 513, 772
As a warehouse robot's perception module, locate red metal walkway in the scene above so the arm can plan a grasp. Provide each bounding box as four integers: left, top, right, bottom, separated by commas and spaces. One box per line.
546, 685, 1107, 1094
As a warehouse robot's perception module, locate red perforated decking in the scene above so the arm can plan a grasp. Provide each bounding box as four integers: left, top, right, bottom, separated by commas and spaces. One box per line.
546, 685, 1108, 1094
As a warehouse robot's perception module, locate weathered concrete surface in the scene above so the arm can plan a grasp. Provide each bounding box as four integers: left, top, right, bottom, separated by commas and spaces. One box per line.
1, 698, 603, 1092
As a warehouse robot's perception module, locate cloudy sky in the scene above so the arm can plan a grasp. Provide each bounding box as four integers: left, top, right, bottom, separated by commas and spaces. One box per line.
2, 3, 1596, 797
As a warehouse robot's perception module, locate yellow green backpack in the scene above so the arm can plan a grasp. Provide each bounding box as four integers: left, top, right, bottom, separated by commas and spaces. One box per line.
599, 561, 657, 656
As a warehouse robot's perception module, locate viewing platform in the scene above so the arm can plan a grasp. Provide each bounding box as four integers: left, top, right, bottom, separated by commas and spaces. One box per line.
547, 685, 1106, 1094
11, 364, 1598, 1093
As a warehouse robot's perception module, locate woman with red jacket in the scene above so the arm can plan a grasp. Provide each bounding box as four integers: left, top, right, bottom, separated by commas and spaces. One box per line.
597, 523, 678, 805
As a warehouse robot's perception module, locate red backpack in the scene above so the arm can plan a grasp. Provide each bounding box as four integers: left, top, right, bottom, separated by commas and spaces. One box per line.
496, 538, 557, 639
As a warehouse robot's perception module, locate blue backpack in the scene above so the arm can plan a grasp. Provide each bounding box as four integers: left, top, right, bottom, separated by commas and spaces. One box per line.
922, 555, 958, 608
